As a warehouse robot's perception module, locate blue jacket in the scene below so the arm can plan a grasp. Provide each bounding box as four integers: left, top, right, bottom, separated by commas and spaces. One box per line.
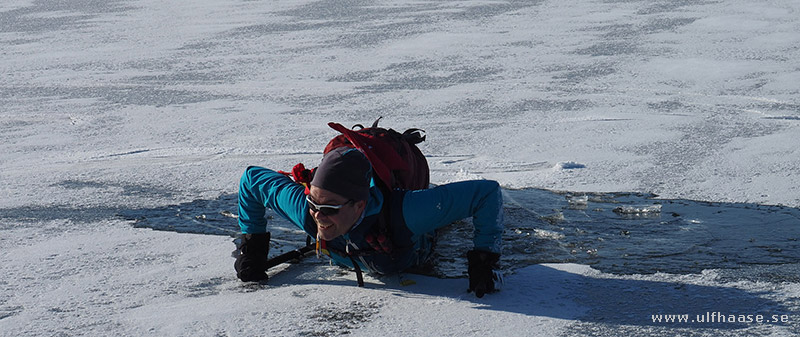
238, 166, 503, 274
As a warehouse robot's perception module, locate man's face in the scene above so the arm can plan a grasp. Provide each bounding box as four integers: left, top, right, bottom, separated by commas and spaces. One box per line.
308, 186, 366, 241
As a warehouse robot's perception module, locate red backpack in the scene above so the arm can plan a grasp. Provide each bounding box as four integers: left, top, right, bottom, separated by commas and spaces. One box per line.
282, 118, 429, 193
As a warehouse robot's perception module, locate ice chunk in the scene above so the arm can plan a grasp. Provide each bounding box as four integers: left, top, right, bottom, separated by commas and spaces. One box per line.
567, 195, 589, 206
554, 161, 586, 170
612, 204, 662, 214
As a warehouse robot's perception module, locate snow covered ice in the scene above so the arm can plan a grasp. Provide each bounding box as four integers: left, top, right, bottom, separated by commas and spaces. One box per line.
1, 0, 800, 336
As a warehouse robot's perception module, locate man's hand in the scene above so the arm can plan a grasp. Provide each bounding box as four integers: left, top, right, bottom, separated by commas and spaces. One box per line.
467, 250, 501, 298
234, 232, 270, 282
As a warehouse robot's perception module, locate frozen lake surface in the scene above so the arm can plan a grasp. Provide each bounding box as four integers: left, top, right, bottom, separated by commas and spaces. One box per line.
2, 0, 799, 336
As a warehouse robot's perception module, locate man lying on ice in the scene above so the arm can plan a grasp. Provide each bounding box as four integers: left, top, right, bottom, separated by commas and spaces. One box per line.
234, 125, 504, 297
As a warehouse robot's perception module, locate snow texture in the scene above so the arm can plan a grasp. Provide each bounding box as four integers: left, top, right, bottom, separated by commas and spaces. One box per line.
1, 0, 799, 336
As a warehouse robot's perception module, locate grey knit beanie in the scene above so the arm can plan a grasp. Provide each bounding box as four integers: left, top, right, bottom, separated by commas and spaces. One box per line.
311, 147, 372, 201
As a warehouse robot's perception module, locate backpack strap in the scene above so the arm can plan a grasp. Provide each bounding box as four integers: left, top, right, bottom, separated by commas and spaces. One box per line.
348, 255, 365, 287
371, 116, 383, 129
364, 183, 394, 254
402, 128, 426, 145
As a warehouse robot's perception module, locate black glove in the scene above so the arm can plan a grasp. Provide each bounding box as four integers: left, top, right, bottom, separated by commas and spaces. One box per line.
234, 232, 270, 282
467, 250, 501, 298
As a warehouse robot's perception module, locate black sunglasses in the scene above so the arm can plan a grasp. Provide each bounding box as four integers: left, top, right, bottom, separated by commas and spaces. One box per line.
306, 196, 354, 216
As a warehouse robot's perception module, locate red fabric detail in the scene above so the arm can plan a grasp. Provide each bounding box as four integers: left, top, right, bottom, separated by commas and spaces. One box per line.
280, 164, 313, 195
292, 163, 307, 182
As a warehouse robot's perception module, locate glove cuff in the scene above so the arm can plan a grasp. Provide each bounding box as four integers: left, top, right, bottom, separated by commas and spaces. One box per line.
240, 232, 270, 255
467, 250, 500, 268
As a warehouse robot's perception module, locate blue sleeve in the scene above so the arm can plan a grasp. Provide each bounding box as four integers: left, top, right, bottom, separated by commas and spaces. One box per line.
237, 166, 308, 234
401, 180, 504, 253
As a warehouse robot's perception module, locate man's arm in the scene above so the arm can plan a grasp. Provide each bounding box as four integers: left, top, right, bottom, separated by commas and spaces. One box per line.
401, 180, 504, 297
401, 179, 504, 253
238, 166, 308, 234
235, 166, 307, 282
